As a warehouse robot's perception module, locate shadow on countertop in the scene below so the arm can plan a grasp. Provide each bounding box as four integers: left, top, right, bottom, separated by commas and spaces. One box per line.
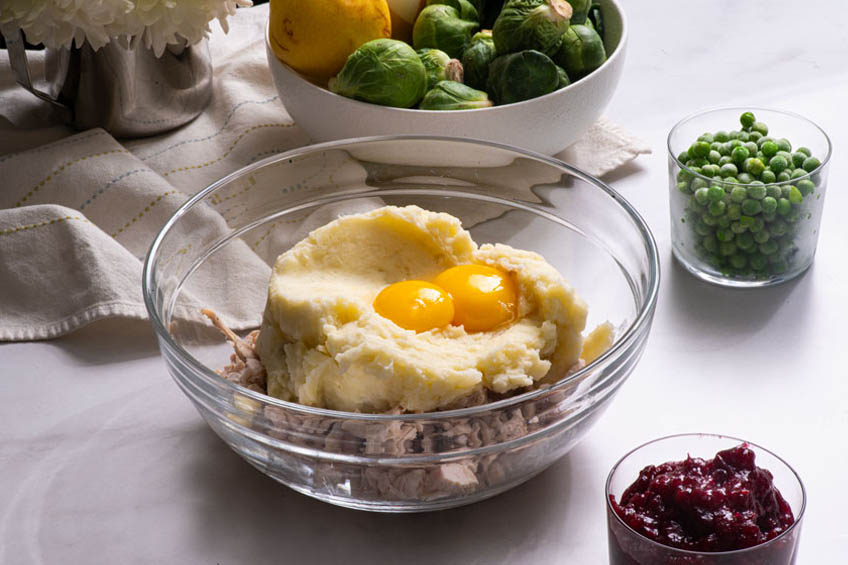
181, 423, 584, 565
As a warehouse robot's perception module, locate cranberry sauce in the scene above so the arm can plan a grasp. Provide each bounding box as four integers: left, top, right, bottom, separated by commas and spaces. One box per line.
610, 444, 795, 552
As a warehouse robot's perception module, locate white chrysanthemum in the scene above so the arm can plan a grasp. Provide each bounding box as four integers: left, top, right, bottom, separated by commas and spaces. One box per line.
0, 0, 252, 56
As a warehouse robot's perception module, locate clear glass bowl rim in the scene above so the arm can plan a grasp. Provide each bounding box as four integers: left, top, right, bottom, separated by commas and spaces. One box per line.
666, 106, 833, 188
142, 134, 660, 422
605, 432, 807, 557
265, 0, 629, 114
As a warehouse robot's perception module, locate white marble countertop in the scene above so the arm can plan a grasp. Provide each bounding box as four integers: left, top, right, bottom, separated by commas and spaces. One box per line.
3, 1, 848, 563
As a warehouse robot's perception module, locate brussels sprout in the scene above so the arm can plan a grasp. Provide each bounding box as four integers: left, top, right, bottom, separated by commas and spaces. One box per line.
420, 80, 493, 110
554, 24, 606, 79
413, 5, 479, 59
329, 39, 427, 108
588, 1, 605, 40
556, 65, 570, 88
418, 48, 464, 90
460, 29, 496, 90
568, 0, 591, 24
486, 49, 561, 104
492, 0, 573, 57
426, 0, 479, 21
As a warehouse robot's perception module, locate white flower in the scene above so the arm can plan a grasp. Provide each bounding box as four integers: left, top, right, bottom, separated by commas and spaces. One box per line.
0, 0, 252, 56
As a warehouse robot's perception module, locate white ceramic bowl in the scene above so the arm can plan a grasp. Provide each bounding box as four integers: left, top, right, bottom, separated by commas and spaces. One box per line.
265, 0, 627, 155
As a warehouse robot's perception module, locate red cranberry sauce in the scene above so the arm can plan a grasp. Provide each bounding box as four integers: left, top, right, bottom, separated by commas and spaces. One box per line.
610, 444, 795, 552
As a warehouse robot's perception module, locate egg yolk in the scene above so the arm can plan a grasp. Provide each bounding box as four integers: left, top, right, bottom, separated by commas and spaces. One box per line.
373, 280, 455, 333
434, 264, 517, 332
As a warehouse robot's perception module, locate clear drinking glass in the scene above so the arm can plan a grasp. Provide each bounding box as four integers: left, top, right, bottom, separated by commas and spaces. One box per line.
606, 433, 806, 564
668, 108, 831, 287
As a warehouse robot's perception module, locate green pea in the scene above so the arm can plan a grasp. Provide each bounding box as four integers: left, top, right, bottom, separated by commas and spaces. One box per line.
757, 136, 774, 148
703, 235, 719, 253
790, 168, 807, 180
776, 138, 791, 152
730, 221, 747, 234
744, 141, 759, 155
749, 131, 762, 142
740, 112, 756, 129
797, 179, 815, 195
691, 177, 709, 191
701, 164, 720, 177
716, 227, 734, 241
707, 185, 724, 202
709, 200, 727, 216
727, 203, 742, 220
719, 242, 737, 256
753, 230, 770, 244
797, 146, 811, 157
761, 196, 778, 214
786, 208, 801, 223
677, 181, 690, 193
762, 211, 776, 222
746, 184, 766, 200
701, 213, 718, 226
690, 141, 711, 158
694, 187, 710, 205
791, 152, 806, 168
812, 173, 822, 186
718, 155, 733, 166
720, 163, 738, 178
718, 143, 732, 156
745, 158, 766, 177
776, 197, 791, 216
714, 130, 729, 142
769, 219, 788, 236
761, 141, 779, 158
777, 151, 794, 163
777, 171, 791, 182
729, 254, 747, 269
690, 157, 709, 168
717, 216, 731, 228
708, 150, 722, 164
781, 185, 792, 198
728, 139, 742, 149
737, 173, 753, 184
736, 230, 754, 247
731, 146, 749, 164
737, 131, 750, 142
769, 155, 789, 173
741, 199, 762, 215
695, 220, 712, 235
728, 131, 740, 140
788, 185, 803, 204
802, 156, 821, 172
756, 151, 767, 162
708, 254, 725, 267
770, 259, 788, 274
759, 240, 779, 255
752, 121, 769, 135
699, 133, 715, 143
761, 170, 777, 184
750, 253, 767, 270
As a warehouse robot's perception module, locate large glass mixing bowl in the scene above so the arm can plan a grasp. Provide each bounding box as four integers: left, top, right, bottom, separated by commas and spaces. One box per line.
143, 137, 660, 512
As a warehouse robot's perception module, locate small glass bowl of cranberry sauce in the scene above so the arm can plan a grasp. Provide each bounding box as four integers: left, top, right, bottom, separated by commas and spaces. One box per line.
605, 434, 806, 564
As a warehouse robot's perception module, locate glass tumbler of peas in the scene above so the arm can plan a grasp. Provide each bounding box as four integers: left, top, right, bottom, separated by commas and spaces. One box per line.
668, 108, 831, 287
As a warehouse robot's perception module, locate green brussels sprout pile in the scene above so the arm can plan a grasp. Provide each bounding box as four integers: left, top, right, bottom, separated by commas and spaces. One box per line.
675, 112, 824, 279
328, 0, 608, 109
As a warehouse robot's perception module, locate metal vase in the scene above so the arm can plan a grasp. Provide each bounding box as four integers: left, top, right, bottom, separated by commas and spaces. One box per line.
5, 29, 213, 138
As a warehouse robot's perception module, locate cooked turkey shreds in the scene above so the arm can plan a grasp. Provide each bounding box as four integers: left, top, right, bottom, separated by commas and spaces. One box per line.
202, 309, 588, 502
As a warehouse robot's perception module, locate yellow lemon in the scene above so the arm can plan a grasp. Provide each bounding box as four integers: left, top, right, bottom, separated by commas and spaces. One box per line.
269, 0, 392, 80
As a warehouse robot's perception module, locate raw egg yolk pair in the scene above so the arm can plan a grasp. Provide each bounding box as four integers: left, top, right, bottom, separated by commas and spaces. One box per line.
373, 265, 518, 333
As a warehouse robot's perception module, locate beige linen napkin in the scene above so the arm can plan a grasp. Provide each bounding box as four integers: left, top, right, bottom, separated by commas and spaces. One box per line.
0, 4, 650, 341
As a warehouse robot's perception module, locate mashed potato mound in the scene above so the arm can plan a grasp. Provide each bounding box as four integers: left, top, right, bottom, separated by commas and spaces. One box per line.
256, 205, 589, 413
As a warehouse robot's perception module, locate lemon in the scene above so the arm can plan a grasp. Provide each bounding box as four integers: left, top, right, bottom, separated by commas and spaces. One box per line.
269, 0, 392, 80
